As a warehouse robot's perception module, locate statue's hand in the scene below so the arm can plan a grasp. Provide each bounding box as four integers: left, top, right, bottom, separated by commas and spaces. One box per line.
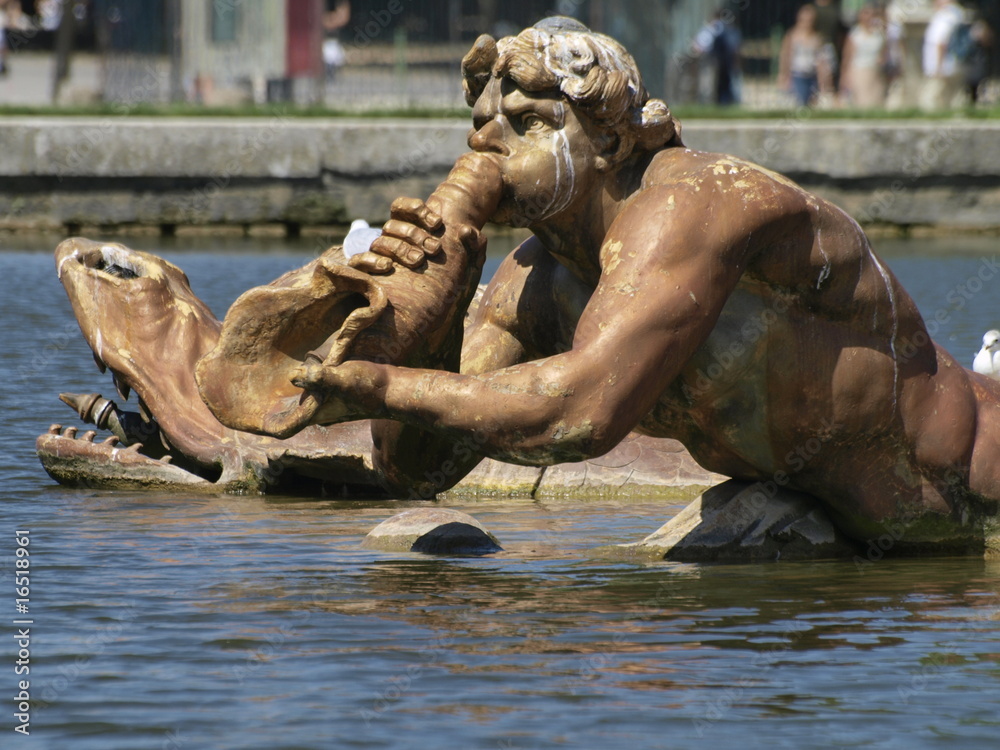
291, 359, 388, 416
348, 197, 442, 274
348, 196, 486, 274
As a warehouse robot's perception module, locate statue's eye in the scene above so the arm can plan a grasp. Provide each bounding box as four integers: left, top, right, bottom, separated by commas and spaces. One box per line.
522, 115, 546, 133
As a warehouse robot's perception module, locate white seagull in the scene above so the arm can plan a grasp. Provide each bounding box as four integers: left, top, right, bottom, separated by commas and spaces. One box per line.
342, 219, 383, 258
973, 329, 1000, 379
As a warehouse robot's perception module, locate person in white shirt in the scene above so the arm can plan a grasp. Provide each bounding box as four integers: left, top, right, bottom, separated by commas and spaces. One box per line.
921, 0, 966, 109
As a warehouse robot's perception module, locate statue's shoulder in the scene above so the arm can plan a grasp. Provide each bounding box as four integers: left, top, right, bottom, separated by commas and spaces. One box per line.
639, 148, 807, 209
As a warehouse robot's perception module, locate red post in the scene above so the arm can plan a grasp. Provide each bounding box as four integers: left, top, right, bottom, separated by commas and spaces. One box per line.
286, 0, 323, 78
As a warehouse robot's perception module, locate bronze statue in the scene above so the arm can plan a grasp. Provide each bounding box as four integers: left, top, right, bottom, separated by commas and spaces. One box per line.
284, 18, 1000, 552
41, 18, 1000, 555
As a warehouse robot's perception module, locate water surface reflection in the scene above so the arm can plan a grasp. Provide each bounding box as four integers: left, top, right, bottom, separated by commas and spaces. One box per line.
2, 238, 999, 749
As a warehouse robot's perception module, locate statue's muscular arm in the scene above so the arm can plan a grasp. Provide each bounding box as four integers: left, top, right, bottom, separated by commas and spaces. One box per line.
297, 182, 765, 466
372, 244, 556, 497
367, 236, 584, 495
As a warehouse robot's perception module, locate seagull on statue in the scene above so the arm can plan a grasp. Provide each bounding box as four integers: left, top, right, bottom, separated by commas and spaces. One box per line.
973, 329, 1000, 379
343, 219, 383, 258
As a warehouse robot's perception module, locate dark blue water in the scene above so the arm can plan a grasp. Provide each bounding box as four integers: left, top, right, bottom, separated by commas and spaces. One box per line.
1, 235, 999, 749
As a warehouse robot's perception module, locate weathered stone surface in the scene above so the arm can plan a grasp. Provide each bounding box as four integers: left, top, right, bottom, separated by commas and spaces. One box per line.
363, 508, 502, 555
445, 460, 544, 499
682, 120, 1000, 180
622, 479, 859, 562
535, 434, 723, 500
5, 119, 998, 181
441, 434, 722, 501
0, 118, 468, 179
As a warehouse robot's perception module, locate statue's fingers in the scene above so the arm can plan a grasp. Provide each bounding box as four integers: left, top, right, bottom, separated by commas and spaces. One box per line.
389, 196, 443, 231
381, 219, 442, 256
370, 235, 428, 268
347, 251, 394, 274
291, 362, 323, 389
457, 224, 486, 253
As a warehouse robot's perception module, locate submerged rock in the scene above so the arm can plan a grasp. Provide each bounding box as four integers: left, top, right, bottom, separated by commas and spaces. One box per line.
623, 479, 859, 562
363, 508, 502, 555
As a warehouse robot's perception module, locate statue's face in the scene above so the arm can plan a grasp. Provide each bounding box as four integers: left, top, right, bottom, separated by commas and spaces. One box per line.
468, 76, 603, 227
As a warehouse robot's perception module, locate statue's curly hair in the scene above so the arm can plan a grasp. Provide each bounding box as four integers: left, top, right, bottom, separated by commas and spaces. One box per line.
461, 17, 683, 164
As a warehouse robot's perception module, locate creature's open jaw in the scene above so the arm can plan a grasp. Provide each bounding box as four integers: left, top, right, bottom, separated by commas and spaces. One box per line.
42, 239, 386, 493
55, 242, 176, 471
40, 374, 224, 489
36, 421, 216, 490
45, 239, 236, 486
37, 335, 226, 488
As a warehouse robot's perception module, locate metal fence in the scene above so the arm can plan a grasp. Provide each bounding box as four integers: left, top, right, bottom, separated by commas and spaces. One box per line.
1, 0, 997, 110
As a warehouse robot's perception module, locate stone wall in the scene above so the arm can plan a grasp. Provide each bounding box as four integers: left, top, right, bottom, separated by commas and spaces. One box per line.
1, 117, 998, 231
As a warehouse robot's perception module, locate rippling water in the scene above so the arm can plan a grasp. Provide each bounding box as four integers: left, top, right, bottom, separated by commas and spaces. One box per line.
2, 235, 999, 749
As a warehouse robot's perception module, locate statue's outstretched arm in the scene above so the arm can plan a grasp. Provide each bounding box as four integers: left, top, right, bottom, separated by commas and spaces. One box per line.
294, 187, 751, 465
367, 261, 534, 497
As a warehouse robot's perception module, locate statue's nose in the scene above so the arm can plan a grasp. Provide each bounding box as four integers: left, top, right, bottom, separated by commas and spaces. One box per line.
468, 119, 509, 156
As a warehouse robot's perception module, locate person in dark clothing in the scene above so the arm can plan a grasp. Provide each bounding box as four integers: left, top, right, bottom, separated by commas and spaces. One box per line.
813, 0, 846, 92
692, 9, 742, 105
965, 16, 994, 104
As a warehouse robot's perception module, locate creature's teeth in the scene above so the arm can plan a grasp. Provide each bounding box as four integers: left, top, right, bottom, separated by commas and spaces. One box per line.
48, 423, 62, 434
81, 430, 97, 442
101, 435, 120, 446
62, 426, 78, 438
160, 455, 173, 464
93, 351, 107, 374
137, 397, 151, 423
159, 430, 173, 452
123, 443, 142, 454
113, 375, 130, 401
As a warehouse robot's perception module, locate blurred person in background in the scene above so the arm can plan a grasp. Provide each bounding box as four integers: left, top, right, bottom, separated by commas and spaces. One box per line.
883, 2, 907, 107
965, 13, 993, 105
38, 0, 60, 31
840, 4, 887, 108
0, 0, 10, 76
323, 0, 350, 80
921, 0, 965, 109
779, 4, 834, 106
691, 8, 742, 105
814, 0, 846, 93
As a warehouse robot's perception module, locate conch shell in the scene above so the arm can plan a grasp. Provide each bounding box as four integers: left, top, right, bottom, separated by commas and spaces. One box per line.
196, 152, 504, 438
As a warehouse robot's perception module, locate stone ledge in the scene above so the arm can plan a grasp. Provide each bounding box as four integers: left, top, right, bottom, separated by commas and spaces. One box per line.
3, 118, 999, 229
447, 434, 724, 501
4, 118, 997, 180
